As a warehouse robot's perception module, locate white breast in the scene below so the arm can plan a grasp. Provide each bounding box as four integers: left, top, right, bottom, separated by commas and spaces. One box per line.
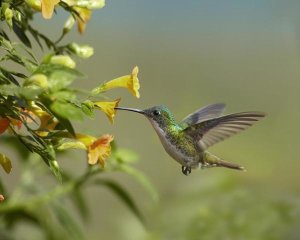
148, 119, 192, 166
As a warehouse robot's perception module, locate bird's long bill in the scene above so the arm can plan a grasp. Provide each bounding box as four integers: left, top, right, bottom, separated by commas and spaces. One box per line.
114, 107, 145, 114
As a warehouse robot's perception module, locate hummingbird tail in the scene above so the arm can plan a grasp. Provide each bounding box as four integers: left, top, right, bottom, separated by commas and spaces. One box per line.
203, 152, 246, 171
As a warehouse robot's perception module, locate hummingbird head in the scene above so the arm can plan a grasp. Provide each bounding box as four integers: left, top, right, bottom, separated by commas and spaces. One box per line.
115, 105, 176, 129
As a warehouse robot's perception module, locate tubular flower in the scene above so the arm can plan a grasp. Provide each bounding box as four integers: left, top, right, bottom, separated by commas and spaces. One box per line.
95, 66, 140, 98
0, 108, 43, 135
8, 117, 22, 130
35, 112, 58, 136
28, 103, 58, 136
62, 0, 105, 33
74, 7, 92, 34
75, 134, 114, 167
87, 135, 113, 167
41, 0, 60, 19
93, 99, 120, 123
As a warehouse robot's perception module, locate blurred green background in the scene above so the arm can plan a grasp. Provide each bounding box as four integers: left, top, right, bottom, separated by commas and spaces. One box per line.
4, 0, 300, 239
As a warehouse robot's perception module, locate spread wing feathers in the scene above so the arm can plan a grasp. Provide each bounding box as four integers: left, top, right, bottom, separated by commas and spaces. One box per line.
180, 103, 226, 129
184, 111, 266, 149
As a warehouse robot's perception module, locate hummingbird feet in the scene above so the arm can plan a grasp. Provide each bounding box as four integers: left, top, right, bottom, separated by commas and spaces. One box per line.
182, 166, 191, 176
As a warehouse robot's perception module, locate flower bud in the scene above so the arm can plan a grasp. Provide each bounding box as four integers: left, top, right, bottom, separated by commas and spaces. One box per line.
63, 16, 75, 34
4, 8, 13, 29
68, 43, 94, 58
24, 74, 48, 89
50, 55, 76, 68
25, 0, 42, 11
76, 0, 105, 9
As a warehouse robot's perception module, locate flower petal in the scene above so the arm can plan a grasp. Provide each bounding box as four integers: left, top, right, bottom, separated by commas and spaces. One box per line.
94, 99, 120, 123
94, 66, 140, 98
76, 133, 97, 147
0, 118, 10, 134
41, 0, 59, 19
87, 134, 113, 167
128, 66, 140, 98
29, 104, 58, 135
75, 7, 92, 34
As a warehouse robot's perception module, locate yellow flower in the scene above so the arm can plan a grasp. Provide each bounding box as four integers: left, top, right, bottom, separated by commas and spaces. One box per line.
95, 66, 140, 98
62, 0, 105, 34
29, 102, 58, 136
87, 134, 113, 167
74, 7, 92, 34
41, 0, 60, 19
58, 133, 113, 167
93, 99, 120, 123
75, 133, 96, 146
74, 134, 113, 167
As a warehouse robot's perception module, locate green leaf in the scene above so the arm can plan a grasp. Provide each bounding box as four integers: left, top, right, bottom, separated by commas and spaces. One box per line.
119, 165, 159, 202
50, 101, 84, 121
49, 160, 62, 183
43, 144, 62, 182
0, 84, 19, 95
9, 71, 27, 78
53, 204, 84, 240
35, 64, 83, 91
12, 19, 32, 48
57, 141, 86, 151
27, 25, 55, 49
0, 153, 12, 174
19, 85, 43, 100
4, 208, 41, 229
81, 100, 94, 118
94, 179, 145, 224
0, 34, 13, 51
71, 189, 89, 219
0, 67, 20, 85
16, 135, 62, 181
61, 171, 89, 219
48, 71, 77, 91
50, 90, 76, 101
54, 116, 76, 136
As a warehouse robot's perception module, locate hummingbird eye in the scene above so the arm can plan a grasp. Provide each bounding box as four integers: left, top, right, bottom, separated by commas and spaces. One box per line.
153, 110, 161, 116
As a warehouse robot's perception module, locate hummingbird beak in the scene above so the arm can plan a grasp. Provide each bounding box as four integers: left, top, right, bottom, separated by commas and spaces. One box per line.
114, 107, 145, 115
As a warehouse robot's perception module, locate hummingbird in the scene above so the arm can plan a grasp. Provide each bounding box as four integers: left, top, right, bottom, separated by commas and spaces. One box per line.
115, 104, 266, 175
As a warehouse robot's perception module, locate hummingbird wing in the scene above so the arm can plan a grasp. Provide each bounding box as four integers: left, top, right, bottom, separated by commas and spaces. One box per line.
183, 111, 266, 149
180, 103, 226, 129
